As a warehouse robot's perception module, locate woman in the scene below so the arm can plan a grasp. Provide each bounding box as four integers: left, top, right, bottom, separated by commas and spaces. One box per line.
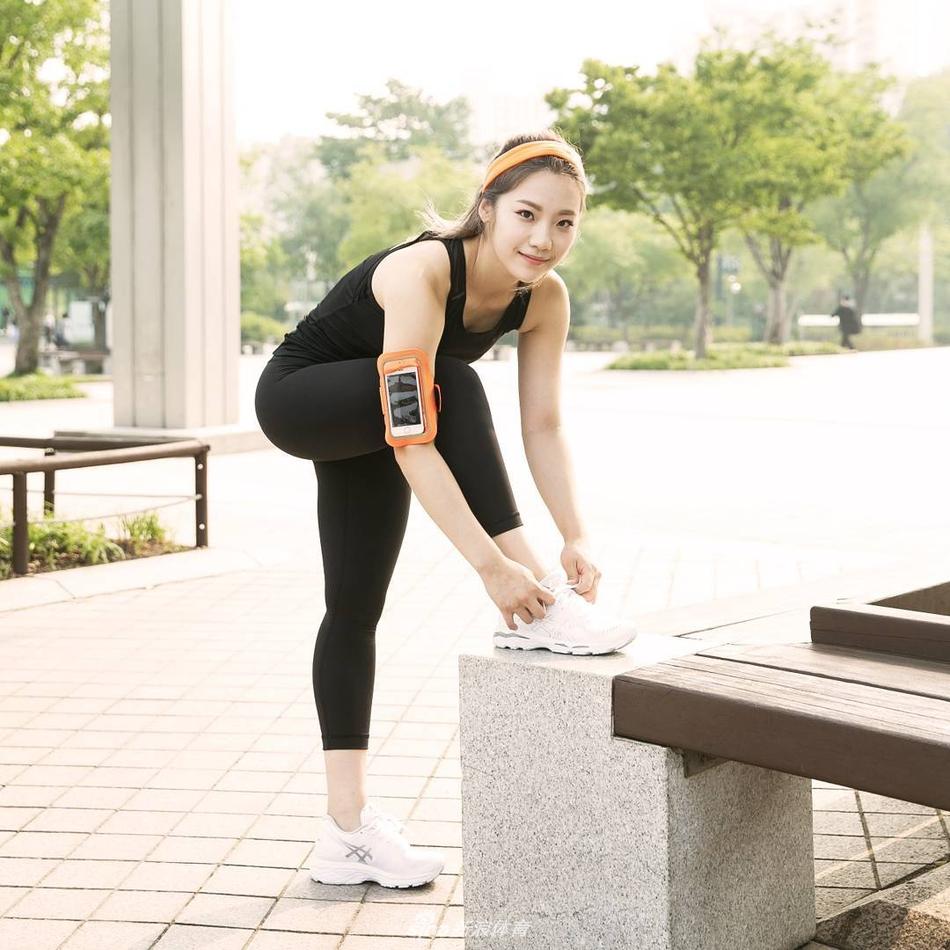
254, 129, 637, 889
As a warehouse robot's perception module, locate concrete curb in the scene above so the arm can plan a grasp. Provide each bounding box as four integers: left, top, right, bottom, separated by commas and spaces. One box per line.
0, 545, 265, 612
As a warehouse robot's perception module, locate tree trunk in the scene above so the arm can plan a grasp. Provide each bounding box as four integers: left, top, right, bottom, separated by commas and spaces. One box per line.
765, 280, 789, 345
11, 197, 66, 375
693, 258, 712, 359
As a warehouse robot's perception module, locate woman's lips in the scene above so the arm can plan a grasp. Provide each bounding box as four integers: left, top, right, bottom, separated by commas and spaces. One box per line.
519, 252, 548, 264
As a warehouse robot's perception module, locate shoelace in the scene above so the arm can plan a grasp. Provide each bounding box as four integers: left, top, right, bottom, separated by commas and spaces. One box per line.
363, 803, 407, 836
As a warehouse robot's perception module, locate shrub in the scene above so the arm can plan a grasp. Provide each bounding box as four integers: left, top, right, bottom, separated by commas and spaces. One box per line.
0, 508, 184, 579
241, 311, 290, 345
0, 374, 85, 402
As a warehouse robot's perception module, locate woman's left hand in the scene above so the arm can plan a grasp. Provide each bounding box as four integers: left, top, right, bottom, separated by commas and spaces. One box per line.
560, 538, 601, 604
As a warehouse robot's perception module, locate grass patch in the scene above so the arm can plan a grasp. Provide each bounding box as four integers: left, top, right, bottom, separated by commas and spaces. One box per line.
608, 340, 844, 371
0, 509, 189, 579
0, 373, 87, 401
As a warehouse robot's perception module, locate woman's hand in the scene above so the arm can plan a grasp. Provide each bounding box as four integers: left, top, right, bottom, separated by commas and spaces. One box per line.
560, 538, 601, 603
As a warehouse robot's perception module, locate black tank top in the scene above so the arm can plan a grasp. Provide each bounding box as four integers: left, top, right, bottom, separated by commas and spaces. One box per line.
272, 231, 532, 366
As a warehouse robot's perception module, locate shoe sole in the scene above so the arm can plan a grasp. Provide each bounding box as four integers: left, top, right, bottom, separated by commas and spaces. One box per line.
309, 860, 442, 888
493, 629, 638, 656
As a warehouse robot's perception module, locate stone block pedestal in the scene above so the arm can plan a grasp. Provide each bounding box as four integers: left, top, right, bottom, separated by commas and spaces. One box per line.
458, 637, 816, 949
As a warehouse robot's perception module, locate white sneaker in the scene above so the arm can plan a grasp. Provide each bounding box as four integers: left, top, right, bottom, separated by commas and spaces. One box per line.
493, 567, 638, 656
309, 801, 444, 888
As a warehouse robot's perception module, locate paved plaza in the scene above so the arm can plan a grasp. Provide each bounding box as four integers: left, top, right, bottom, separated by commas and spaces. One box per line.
0, 342, 948, 947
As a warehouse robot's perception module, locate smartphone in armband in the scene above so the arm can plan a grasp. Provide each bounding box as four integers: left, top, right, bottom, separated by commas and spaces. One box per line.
377, 348, 442, 448
384, 365, 425, 439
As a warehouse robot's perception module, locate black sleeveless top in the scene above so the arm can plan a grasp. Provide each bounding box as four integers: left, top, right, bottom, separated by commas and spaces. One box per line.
271, 231, 532, 366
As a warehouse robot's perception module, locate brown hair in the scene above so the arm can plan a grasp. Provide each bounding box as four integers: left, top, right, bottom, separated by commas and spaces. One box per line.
416, 128, 589, 295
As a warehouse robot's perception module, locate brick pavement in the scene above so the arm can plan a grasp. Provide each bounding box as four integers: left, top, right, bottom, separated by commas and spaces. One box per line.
1, 345, 948, 946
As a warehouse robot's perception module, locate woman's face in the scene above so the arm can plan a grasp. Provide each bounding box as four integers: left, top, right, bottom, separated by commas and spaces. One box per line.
482, 170, 582, 277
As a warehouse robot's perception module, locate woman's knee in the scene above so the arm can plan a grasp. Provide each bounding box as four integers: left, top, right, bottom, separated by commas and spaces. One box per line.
433, 356, 488, 413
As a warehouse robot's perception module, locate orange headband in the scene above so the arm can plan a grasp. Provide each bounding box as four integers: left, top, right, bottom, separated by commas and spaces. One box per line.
481, 140, 584, 192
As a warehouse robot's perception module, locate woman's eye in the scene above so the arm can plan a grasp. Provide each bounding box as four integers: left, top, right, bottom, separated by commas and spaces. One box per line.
516, 210, 573, 227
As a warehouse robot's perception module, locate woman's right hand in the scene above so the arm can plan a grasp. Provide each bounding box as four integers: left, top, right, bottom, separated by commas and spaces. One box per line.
479, 557, 557, 631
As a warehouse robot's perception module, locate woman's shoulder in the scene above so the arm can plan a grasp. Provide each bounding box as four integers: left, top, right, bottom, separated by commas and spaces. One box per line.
371, 236, 452, 309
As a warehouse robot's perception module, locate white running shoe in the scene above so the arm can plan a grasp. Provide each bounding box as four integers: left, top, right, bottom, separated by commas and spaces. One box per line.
493, 566, 638, 656
309, 801, 444, 888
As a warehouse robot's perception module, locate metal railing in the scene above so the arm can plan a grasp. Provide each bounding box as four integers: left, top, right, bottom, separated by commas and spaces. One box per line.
0, 436, 209, 577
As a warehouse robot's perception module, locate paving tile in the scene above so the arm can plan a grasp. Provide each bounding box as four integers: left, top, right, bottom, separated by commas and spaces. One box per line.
97, 810, 186, 835
339, 938, 429, 949
0, 917, 79, 949
0, 885, 29, 913
868, 835, 949, 864
816, 886, 875, 920
282, 869, 368, 902
364, 873, 456, 905
91, 889, 193, 923
247, 814, 317, 843
0, 785, 63, 807
225, 837, 311, 869
5, 886, 111, 920
148, 836, 238, 864
864, 812, 947, 839
200, 864, 294, 898
246, 932, 340, 950
69, 833, 163, 861
0, 807, 42, 831
347, 900, 443, 937
118, 861, 214, 893
22, 808, 112, 834
0, 830, 87, 858
814, 859, 876, 889
858, 793, 937, 815
812, 835, 870, 861
812, 810, 864, 836
53, 787, 137, 810
172, 813, 257, 839
435, 904, 464, 938
260, 896, 360, 934
175, 892, 274, 929
214, 771, 291, 793
150, 923, 253, 950
39, 859, 138, 889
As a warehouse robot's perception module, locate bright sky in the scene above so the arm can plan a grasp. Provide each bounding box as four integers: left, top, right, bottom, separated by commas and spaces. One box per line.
233, 0, 950, 147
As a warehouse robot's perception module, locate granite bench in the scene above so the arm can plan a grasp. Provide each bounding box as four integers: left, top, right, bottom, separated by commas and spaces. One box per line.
458, 565, 950, 950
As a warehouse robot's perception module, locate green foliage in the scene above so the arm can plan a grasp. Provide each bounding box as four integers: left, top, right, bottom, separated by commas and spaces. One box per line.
240, 211, 291, 318
0, 0, 110, 373
240, 312, 289, 345
0, 507, 179, 579
0, 373, 84, 401
808, 67, 916, 312
609, 344, 791, 371
315, 78, 477, 182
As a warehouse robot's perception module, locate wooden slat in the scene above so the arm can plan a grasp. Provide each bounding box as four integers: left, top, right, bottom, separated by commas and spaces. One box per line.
811, 604, 950, 661
613, 655, 950, 811
695, 642, 950, 703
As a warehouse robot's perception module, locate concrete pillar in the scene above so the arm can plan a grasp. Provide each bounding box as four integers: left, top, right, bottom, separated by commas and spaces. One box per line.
110, 0, 238, 429
918, 222, 934, 346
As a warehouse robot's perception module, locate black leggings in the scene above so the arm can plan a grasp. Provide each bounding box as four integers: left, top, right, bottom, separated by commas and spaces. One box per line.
254, 354, 522, 750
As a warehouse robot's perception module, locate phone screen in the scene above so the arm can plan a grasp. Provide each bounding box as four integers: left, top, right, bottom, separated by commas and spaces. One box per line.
385, 369, 422, 429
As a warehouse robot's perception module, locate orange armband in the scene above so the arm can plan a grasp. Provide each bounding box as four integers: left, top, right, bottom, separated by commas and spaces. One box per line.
377, 348, 442, 448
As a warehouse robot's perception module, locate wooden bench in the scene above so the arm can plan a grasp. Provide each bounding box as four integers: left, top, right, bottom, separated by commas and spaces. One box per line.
614, 593, 950, 812
38, 348, 111, 375
459, 561, 950, 950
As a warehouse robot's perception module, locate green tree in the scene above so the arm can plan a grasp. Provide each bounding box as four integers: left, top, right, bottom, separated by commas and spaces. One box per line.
240, 211, 291, 319
809, 67, 914, 317
549, 49, 767, 358
0, 0, 109, 375
558, 207, 688, 330
315, 79, 477, 182
734, 35, 850, 343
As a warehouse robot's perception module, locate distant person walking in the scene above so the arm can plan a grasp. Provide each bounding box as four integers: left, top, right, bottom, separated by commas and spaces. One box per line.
832, 294, 860, 350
